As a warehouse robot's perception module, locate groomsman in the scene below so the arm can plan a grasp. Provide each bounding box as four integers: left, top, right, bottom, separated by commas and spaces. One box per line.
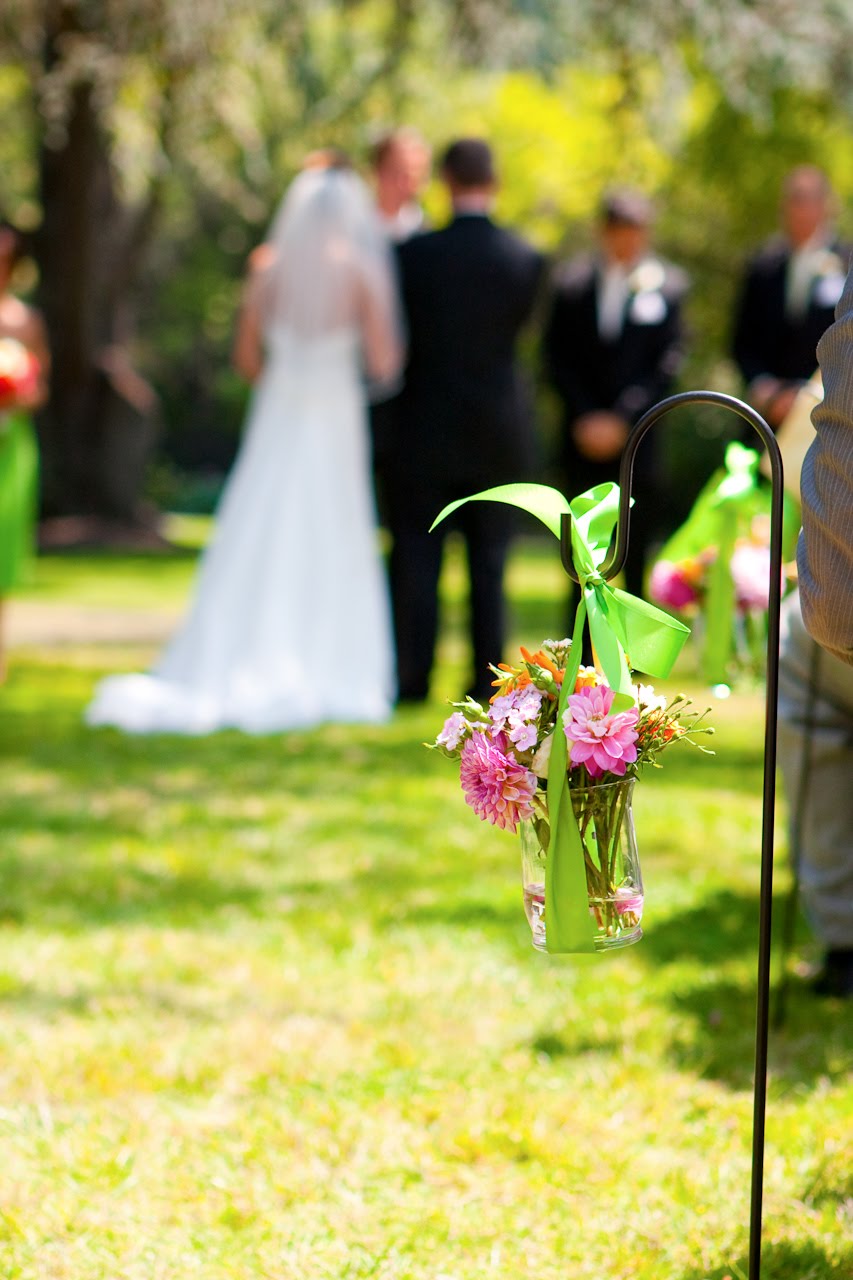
544, 190, 688, 598
387, 138, 545, 703
732, 165, 850, 431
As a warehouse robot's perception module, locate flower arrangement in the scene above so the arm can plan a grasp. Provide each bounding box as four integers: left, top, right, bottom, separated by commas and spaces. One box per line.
650, 517, 783, 616
648, 443, 797, 686
0, 337, 40, 413
432, 639, 713, 950
430, 478, 703, 953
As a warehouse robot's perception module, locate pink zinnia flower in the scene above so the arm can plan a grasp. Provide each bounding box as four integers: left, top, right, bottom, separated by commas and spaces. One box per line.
562, 685, 639, 779
459, 730, 537, 832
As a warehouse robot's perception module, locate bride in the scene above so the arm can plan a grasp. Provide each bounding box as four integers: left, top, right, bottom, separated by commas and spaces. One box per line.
87, 157, 404, 733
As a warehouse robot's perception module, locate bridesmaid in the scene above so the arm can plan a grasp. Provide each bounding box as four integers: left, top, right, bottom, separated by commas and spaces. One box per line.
0, 221, 49, 682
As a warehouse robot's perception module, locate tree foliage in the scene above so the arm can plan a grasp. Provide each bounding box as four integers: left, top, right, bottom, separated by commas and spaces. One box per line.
2, 2, 853, 522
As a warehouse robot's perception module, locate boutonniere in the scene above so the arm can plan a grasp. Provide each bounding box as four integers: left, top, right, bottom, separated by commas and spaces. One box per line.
810, 250, 846, 309
813, 249, 846, 279
627, 257, 666, 295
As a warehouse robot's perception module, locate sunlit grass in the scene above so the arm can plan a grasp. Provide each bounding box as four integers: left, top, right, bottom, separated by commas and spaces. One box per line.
0, 542, 850, 1279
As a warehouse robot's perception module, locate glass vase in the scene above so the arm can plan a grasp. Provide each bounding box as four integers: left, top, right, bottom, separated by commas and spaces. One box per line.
520, 777, 643, 952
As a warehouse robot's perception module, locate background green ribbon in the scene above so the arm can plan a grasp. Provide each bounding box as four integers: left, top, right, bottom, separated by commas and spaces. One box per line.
702, 444, 757, 685
432, 482, 690, 953
655, 442, 797, 685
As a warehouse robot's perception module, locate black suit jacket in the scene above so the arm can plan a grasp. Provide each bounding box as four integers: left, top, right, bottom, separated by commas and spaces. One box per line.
543, 253, 688, 434
390, 214, 545, 518
732, 237, 851, 385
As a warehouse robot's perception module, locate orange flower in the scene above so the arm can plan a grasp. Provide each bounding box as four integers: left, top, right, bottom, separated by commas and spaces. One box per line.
490, 663, 530, 698
491, 645, 567, 700
574, 665, 598, 691
520, 647, 564, 683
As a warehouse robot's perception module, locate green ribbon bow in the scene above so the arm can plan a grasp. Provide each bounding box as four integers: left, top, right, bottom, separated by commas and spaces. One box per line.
432, 482, 690, 953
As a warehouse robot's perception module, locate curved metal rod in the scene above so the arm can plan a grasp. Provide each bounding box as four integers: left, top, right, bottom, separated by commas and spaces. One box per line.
560, 390, 784, 1280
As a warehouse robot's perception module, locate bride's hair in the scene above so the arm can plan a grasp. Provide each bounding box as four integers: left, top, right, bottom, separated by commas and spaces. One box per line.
253, 165, 404, 387
301, 147, 353, 173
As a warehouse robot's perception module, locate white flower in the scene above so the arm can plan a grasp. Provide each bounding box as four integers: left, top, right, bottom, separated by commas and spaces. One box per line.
636, 683, 667, 712
530, 732, 554, 779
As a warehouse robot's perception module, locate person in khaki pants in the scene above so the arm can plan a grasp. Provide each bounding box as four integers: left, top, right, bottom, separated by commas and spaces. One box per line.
778, 265, 853, 997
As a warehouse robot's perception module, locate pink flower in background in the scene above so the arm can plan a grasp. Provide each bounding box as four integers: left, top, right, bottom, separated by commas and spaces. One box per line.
460, 730, 537, 832
731, 542, 771, 610
649, 559, 700, 609
562, 685, 639, 779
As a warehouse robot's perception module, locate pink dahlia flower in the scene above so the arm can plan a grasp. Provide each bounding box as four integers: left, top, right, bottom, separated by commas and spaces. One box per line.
563, 685, 639, 779
459, 730, 537, 832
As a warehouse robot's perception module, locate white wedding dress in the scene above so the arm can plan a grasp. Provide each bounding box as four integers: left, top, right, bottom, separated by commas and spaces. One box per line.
86, 168, 401, 734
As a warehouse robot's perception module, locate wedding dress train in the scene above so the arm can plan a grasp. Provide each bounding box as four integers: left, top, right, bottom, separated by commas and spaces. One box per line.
87, 329, 394, 733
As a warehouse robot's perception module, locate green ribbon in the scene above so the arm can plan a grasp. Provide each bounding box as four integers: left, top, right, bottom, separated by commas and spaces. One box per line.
701, 446, 754, 685
432, 481, 690, 953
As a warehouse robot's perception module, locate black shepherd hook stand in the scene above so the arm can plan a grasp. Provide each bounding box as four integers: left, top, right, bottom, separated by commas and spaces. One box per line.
560, 390, 784, 1280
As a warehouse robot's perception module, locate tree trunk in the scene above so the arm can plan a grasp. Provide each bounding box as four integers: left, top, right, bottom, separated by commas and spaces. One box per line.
33, 2, 159, 526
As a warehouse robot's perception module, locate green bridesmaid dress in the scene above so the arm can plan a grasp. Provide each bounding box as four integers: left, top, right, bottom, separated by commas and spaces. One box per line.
0, 409, 38, 591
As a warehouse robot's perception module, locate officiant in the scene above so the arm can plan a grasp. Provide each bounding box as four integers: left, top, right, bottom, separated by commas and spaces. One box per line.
732, 165, 850, 432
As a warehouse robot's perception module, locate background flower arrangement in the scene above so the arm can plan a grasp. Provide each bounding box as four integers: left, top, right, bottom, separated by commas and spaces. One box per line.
649, 442, 797, 685
650, 519, 779, 616
0, 337, 40, 416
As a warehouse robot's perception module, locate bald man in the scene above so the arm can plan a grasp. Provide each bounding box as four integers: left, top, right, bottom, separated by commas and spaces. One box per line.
732, 165, 851, 430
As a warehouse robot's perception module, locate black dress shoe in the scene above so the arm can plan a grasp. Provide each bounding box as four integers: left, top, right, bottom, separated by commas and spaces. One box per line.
813, 950, 853, 998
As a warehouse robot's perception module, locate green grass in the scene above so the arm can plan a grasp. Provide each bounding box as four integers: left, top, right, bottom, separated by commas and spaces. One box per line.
0, 540, 850, 1279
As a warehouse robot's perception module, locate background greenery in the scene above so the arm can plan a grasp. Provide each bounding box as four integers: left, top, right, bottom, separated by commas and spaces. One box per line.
1, 541, 851, 1278
4, 3, 853, 517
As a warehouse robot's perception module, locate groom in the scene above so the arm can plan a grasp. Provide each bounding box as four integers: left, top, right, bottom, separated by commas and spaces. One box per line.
387, 138, 545, 703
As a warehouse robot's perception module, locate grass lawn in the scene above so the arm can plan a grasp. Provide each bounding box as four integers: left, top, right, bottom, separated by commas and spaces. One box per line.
0, 538, 850, 1279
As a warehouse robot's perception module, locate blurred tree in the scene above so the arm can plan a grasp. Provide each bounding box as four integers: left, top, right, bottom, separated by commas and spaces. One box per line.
2, 0, 853, 529
0, 0, 422, 528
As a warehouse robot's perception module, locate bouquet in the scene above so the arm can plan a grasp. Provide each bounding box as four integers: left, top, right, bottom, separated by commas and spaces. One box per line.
432, 640, 712, 951
0, 337, 41, 412
429, 479, 712, 954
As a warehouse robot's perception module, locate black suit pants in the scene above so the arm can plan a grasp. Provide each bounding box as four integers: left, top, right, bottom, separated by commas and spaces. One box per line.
389, 501, 512, 702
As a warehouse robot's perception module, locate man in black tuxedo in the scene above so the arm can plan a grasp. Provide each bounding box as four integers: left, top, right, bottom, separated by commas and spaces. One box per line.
387, 138, 545, 703
732, 165, 850, 431
544, 190, 688, 599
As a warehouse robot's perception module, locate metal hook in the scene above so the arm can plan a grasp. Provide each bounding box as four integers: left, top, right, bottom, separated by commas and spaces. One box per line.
560, 390, 784, 1280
